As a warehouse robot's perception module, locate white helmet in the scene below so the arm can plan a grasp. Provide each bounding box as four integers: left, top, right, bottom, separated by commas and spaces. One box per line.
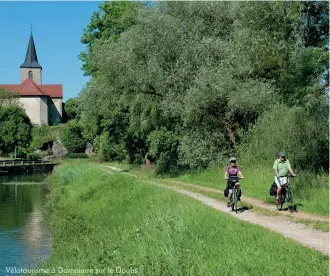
229, 157, 236, 163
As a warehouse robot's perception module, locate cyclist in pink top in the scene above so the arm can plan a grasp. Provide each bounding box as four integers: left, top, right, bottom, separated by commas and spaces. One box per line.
224, 157, 244, 207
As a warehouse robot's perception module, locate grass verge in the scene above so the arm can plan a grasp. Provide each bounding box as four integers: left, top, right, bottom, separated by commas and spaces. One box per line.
159, 180, 328, 232
176, 166, 329, 216
37, 161, 328, 275
293, 219, 329, 232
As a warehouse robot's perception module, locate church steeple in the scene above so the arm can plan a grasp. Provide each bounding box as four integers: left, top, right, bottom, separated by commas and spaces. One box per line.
20, 29, 42, 69
20, 26, 42, 84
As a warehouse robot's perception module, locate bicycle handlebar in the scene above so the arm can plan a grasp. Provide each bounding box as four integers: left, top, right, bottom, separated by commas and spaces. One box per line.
277, 174, 296, 178
225, 176, 244, 180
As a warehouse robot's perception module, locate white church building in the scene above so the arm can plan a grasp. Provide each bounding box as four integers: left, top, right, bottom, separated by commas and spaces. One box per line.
0, 32, 63, 125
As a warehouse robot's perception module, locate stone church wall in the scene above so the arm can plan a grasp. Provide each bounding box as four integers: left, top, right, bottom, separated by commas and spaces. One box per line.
48, 97, 62, 124
19, 96, 48, 125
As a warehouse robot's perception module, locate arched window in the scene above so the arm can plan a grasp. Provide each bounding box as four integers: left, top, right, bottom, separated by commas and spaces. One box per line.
28, 71, 33, 80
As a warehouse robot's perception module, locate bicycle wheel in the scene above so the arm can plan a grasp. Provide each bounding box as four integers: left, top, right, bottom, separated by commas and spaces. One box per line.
277, 193, 285, 211
287, 189, 296, 213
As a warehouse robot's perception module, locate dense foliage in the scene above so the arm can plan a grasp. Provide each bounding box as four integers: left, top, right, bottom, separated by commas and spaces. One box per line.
0, 106, 32, 155
75, 1, 328, 174
63, 97, 81, 121
0, 88, 19, 108
30, 125, 60, 150
60, 120, 87, 153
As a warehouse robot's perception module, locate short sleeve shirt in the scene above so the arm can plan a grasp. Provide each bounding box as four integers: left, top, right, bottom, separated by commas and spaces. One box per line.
226, 166, 241, 176
273, 159, 291, 176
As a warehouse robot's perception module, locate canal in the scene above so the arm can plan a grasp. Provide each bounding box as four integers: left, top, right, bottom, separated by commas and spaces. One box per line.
0, 173, 52, 274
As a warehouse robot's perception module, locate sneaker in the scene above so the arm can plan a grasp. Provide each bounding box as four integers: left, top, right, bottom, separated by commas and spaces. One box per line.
227, 202, 231, 207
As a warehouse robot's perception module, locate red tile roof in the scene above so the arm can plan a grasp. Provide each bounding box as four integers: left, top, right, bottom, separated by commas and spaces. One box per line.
0, 79, 62, 98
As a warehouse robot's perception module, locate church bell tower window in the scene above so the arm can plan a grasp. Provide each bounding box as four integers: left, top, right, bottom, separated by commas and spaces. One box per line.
28, 71, 33, 80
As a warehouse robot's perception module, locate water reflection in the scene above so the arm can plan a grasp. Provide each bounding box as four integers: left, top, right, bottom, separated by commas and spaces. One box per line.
0, 173, 52, 274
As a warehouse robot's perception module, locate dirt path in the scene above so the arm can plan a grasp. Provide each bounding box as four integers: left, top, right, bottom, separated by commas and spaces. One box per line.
104, 166, 329, 256
162, 180, 329, 223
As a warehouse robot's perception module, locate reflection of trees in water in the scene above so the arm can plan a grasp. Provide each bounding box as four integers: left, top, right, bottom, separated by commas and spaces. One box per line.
0, 174, 50, 229
22, 204, 52, 267
0, 173, 52, 268
0, 173, 49, 184
23, 206, 44, 246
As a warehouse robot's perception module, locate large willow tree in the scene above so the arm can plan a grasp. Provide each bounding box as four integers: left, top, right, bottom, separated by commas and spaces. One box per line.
77, 1, 328, 173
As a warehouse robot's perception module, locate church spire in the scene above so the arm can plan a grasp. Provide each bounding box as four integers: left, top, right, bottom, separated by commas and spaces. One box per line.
20, 27, 42, 69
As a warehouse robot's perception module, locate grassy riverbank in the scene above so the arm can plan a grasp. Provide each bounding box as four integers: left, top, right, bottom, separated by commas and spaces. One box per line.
40, 161, 328, 275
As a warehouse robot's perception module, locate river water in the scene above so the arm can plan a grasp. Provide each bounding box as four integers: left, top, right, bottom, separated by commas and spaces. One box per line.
0, 173, 52, 275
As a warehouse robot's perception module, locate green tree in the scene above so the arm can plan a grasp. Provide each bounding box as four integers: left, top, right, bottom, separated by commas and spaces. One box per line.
60, 120, 87, 153
79, 1, 144, 76
63, 97, 81, 121
0, 106, 32, 154
238, 101, 328, 172
301, 1, 329, 48
148, 128, 179, 174
78, 1, 328, 173
98, 131, 126, 162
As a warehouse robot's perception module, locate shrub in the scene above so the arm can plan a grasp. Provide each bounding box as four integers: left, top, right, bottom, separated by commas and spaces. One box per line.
178, 129, 230, 170
148, 129, 179, 175
66, 153, 89, 159
60, 121, 87, 153
124, 134, 148, 164
98, 131, 126, 161
26, 153, 42, 161
92, 136, 101, 154
30, 125, 60, 150
238, 103, 329, 172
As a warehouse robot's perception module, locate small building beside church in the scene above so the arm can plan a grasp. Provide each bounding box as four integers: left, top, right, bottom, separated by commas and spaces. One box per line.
0, 32, 63, 125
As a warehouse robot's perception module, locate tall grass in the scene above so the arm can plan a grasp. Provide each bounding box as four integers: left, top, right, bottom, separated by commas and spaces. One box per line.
177, 165, 329, 216
37, 161, 328, 275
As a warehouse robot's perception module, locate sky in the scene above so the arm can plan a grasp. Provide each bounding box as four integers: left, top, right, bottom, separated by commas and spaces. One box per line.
0, 1, 103, 102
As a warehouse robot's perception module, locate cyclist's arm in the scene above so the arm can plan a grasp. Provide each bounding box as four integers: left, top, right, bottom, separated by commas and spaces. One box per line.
224, 171, 229, 179
238, 171, 243, 178
289, 168, 296, 177
287, 160, 296, 176
273, 159, 280, 177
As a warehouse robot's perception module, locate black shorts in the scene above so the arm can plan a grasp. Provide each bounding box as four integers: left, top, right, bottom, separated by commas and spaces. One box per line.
227, 178, 240, 189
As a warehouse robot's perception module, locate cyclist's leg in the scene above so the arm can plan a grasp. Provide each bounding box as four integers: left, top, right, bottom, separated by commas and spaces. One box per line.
275, 176, 281, 204
227, 189, 233, 207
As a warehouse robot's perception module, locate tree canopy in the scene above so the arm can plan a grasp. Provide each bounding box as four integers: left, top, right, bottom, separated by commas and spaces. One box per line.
77, 1, 329, 173
0, 106, 32, 154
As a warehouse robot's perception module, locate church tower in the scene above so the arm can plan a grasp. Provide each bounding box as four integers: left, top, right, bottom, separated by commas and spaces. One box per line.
20, 28, 42, 85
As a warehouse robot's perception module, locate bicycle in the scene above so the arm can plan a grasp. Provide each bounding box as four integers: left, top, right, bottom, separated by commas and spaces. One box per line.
276, 175, 297, 213
226, 176, 244, 214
